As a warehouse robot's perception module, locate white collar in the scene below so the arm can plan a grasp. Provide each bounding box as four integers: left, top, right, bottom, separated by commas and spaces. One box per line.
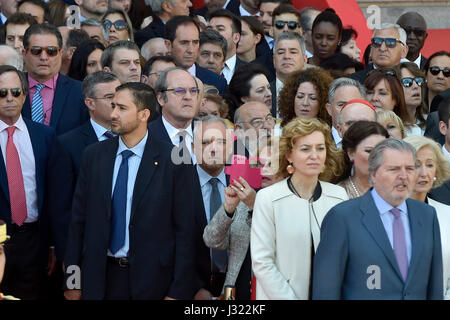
0, 13, 7, 24
332, 126, 342, 146
239, 4, 254, 16
442, 144, 450, 162
412, 53, 422, 68
0, 115, 26, 133
90, 118, 111, 140
161, 115, 193, 141
187, 64, 196, 77
116, 130, 148, 159
197, 165, 227, 188
276, 77, 284, 92
224, 54, 237, 71
223, 0, 231, 9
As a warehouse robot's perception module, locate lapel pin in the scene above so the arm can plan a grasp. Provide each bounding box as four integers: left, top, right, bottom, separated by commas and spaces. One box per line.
154, 161, 158, 166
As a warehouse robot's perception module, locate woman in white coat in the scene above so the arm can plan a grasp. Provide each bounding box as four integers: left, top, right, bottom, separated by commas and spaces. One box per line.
251, 117, 348, 300
404, 135, 450, 299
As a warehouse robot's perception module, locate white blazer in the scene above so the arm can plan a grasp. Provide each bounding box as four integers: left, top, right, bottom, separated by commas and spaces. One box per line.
250, 178, 348, 300
429, 197, 450, 300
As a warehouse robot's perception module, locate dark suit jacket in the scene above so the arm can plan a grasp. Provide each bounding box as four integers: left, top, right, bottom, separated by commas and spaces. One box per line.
22, 74, 89, 136
430, 88, 450, 113
0, 118, 55, 262
429, 181, 450, 206
351, 62, 375, 84
424, 111, 445, 146
195, 0, 240, 17
196, 64, 227, 96
64, 133, 197, 299
269, 80, 277, 117
313, 190, 443, 300
254, 50, 275, 82
420, 55, 428, 69
46, 121, 99, 260
134, 15, 165, 48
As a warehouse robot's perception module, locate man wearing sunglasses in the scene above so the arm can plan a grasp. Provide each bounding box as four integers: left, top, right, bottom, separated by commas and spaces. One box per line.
397, 12, 428, 69
0, 65, 56, 300
21, 24, 89, 135
352, 23, 408, 84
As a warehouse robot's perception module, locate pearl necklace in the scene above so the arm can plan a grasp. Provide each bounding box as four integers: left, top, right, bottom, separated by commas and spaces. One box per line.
349, 176, 361, 197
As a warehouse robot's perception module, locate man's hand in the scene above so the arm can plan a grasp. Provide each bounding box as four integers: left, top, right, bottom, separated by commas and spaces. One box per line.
194, 288, 213, 300
64, 289, 82, 300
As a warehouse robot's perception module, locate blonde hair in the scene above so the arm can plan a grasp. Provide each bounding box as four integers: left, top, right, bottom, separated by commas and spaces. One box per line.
403, 135, 450, 188
278, 117, 344, 182
376, 109, 406, 139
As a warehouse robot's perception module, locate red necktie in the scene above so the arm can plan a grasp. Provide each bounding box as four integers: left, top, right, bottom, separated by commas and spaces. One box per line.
6, 126, 27, 226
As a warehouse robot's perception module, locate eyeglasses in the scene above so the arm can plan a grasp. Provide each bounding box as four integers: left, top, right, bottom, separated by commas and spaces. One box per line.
204, 87, 219, 96
103, 19, 128, 31
163, 87, 199, 96
401, 77, 424, 87
91, 94, 115, 100
371, 37, 404, 48
403, 27, 426, 37
0, 88, 22, 98
274, 20, 300, 30
28, 46, 60, 56
429, 66, 450, 77
240, 115, 275, 129
148, 72, 161, 77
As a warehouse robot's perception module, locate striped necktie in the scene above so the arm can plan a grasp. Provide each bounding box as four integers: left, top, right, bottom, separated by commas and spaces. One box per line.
31, 84, 45, 124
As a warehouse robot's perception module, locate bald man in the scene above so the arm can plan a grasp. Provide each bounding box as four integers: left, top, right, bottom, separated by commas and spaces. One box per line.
141, 37, 170, 61
338, 100, 377, 137
397, 12, 428, 68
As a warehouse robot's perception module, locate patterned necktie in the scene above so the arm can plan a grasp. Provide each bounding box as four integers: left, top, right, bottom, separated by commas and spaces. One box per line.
209, 177, 227, 272
103, 130, 115, 139
109, 150, 134, 254
390, 208, 408, 281
6, 127, 27, 226
31, 84, 45, 124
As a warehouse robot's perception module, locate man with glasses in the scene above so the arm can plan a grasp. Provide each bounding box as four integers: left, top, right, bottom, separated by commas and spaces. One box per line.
397, 12, 428, 69
352, 23, 409, 84
0, 65, 55, 299
101, 40, 141, 84
21, 24, 89, 135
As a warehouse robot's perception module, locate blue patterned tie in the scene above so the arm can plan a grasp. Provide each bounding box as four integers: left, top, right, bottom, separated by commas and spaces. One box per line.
103, 130, 115, 139
31, 84, 45, 123
209, 177, 228, 272
109, 150, 134, 255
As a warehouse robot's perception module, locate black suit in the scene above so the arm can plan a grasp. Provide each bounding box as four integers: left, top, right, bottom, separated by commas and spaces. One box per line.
195, 64, 228, 96
64, 133, 197, 299
429, 181, 450, 206
430, 88, 450, 113
254, 51, 275, 82
134, 15, 166, 49
351, 62, 375, 84
420, 55, 428, 69
269, 80, 277, 117
195, 0, 240, 17
424, 111, 445, 146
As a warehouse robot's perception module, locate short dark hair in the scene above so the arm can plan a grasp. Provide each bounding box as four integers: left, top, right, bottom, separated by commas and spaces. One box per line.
5, 12, 38, 28
208, 9, 242, 34
199, 29, 227, 59
423, 51, 450, 74
65, 28, 90, 49
319, 52, 364, 73
101, 40, 140, 69
272, 4, 301, 26
438, 96, 450, 126
165, 16, 200, 43
0, 65, 29, 96
259, 0, 291, 5
17, 0, 50, 22
23, 23, 62, 50
142, 55, 175, 76
116, 82, 157, 121
312, 8, 343, 38
82, 71, 118, 99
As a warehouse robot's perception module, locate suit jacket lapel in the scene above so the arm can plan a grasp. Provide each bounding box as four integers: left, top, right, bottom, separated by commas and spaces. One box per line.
0, 147, 9, 204
103, 138, 118, 219
404, 200, 424, 285
360, 191, 404, 281
130, 135, 159, 222
82, 121, 99, 145
49, 74, 67, 129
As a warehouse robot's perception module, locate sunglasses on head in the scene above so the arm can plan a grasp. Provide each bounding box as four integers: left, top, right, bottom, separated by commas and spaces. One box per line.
403, 27, 426, 38
28, 46, 59, 56
371, 37, 403, 48
401, 77, 424, 88
274, 20, 299, 30
429, 66, 450, 77
103, 19, 128, 31
0, 88, 22, 98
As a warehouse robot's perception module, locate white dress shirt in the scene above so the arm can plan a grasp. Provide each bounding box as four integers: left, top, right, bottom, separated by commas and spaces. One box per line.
412, 54, 422, 69
443, 145, 450, 162
0, 116, 38, 223
332, 126, 342, 148
275, 77, 284, 118
222, 54, 237, 84
187, 64, 196, 78
239, 5, 256, 17
0, 13, 7, 25
90, 118, 112, 142
265, 35, 274, 50
305, 49, 313, 59
161, 115, 196, 163
108, 131, 148, 258
196, 165, 226, 223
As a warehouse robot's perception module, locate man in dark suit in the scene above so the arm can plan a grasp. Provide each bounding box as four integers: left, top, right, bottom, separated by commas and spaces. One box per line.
165, 15, 227, 96
0, 65, 55, 299
208, 9, 247, 84
352, 23, 408, 84
21, 23, 89, 136
397, 12, 428, 69
64, 82, 197, 300
134, 0, 191, 48
47, 72, 121, 262
313, 139, 443, 299
195, 0, 240, 18
197, 29, 227, 76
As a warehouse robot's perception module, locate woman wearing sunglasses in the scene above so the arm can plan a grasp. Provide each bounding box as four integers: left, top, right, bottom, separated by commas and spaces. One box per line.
423, 51, 450, 109
393, 62, 427, 135
309, 8, 342, 67
101, 8, 134, 45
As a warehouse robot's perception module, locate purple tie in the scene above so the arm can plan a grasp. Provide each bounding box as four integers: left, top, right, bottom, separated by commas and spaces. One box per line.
390, 208, 408, 281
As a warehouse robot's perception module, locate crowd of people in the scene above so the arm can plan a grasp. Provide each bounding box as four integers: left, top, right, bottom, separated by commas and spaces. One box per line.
0, 0, 449, 301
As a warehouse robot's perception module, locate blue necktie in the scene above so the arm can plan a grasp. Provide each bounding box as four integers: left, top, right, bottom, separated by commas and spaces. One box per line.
103, 130, 115, 139
31, 84, 45, 124
109, 150, 134, 255
209, 177, 228, 272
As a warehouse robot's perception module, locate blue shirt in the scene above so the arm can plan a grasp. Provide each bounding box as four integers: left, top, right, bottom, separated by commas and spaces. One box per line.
196, 165, 226, 224
371, 188, 412, 264
90, 118, 112, 142
108, 131, 148, 258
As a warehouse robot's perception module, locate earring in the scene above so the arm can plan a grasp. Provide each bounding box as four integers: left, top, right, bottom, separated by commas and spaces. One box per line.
287, 162, 294, 175
350, 160, 355, 176
433, 177, 437, 181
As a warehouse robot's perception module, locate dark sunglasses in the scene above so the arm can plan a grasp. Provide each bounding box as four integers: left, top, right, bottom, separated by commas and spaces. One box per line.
401, 77, 424, 87
371, 37, 404, 48
429, 66, 450, 77
403, 27, 426, 38
28, 46, 60, 56
103, 19, 128, 31
0, 88, 22, 98
274, 20, 299, 30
